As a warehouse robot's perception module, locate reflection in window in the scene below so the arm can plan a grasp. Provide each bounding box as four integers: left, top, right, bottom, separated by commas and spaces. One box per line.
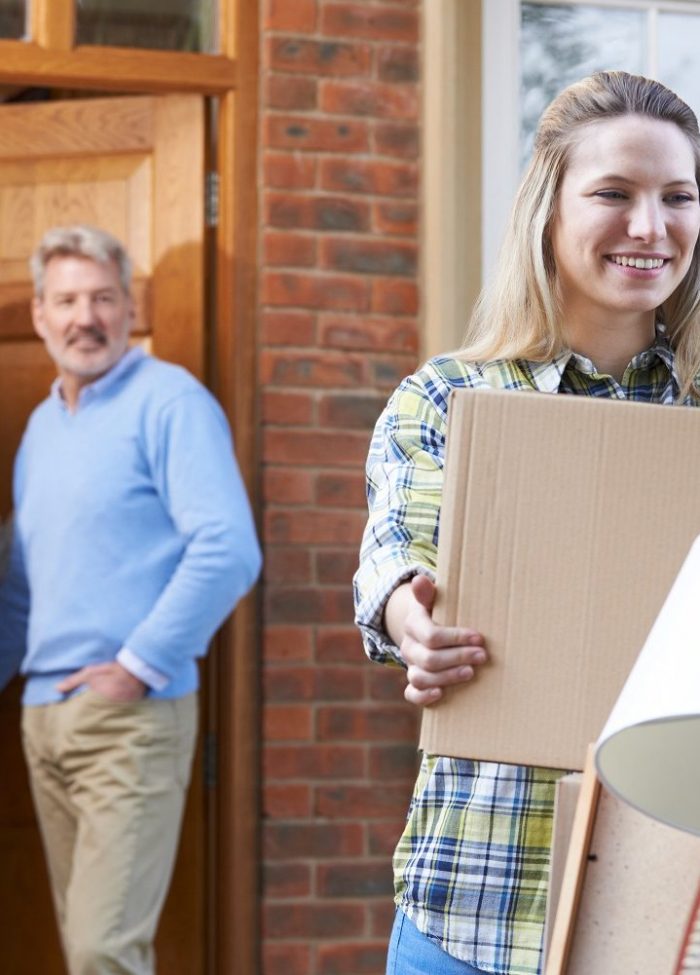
76, 0, 218, 53
0, 0, 26, 39
658, 13, 700, 123
520, 3, 645, 169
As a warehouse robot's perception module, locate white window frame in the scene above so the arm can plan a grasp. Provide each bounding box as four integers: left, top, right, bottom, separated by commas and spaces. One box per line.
482, 0, 700, 281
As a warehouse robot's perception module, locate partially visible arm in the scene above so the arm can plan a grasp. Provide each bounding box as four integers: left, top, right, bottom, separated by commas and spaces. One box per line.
0, 516, 30, 691
121, 388, 262, 682
354, 365, 487, 699
385, 576, 487, 706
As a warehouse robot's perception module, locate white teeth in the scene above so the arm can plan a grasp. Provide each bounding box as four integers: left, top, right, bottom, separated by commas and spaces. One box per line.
611, 255, 665, 269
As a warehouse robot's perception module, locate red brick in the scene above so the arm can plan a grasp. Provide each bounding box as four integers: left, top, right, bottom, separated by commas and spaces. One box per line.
321, 238, 417, 276
265, 665, 364, 702
265, 509, 367, 545
262, 271, 371, 312
263, 546, 313, 584
315, 783, 412, 818
315, 470, 367, 508
373, 201, 418, 236
366, 665, 408, 701
318, 392, 387, 429
313, 666, 365, 700
265, 74, 318, 111
263, 0, 317, 32
263, 862, 312, 898
368, 353, 417, 389
263, 428, 370, 467
264, 902, 365, 939
263, 743, 365, 779
262, 943, 311, 975
377, 45, 420, 83
316, 550, 360, 586
260, 349, 366, 388
369, 899, 397, 939
266, 191, 370, 233
317, 705, 418, 741
319, 313, 418, 353
320, 158, 418, 197
268, 37, 372, 77
368, 820, 405, 856
318, 942, 388, 975
368, 744, 420, 780
261, 309, 316, 346
264, 152, 317, 190
263, 467, 314, 509
264, 666, 315, 701
321, 80, 418, 121
264, 704, 314, 742
262, 390, 315, 426
263, 783, 312, 818
263, 230, 317, 268
373, 122, 420, 159
316, 627, 365, 664
317, 862, 393, 898
322, 4, 419, 43
264, 821, 364, 859
264, 625, 314, 663
265, 114, 369, 153
371, 278, 419, 315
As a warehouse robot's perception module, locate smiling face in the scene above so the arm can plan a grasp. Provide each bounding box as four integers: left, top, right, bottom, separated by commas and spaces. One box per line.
550, 114, 700, 349
32, 255, 135, 404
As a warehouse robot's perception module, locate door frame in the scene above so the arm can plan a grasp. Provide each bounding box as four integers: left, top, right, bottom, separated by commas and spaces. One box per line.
0, 3, 261, 973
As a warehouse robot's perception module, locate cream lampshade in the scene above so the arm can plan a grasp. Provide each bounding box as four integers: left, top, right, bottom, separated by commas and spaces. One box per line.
595, 535, 700, 836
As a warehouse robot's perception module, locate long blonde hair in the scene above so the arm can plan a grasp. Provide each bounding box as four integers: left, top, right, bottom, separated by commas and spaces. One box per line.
460, 71, 700, 398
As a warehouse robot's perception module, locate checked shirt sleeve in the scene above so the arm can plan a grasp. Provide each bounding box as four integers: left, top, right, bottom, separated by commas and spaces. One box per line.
353, 365, 452, 667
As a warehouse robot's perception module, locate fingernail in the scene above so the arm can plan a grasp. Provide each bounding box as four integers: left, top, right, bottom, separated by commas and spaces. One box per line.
473, 652, 487, 664
458, 666, 474, 680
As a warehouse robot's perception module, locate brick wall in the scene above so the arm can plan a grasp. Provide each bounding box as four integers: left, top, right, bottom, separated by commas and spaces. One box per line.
259, 1, 422, 972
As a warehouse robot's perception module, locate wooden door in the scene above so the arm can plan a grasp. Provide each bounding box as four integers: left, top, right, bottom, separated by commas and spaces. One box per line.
0, 94, 208, 975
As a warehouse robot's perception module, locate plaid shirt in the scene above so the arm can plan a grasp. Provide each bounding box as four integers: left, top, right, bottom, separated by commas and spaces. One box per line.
353, 329, 692, 975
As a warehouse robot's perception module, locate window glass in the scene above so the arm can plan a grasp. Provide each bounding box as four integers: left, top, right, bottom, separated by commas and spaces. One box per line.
75, 0, 218, 53
0, 0, 26, 39
520, 3, 645, 168
658, 13, 700, 122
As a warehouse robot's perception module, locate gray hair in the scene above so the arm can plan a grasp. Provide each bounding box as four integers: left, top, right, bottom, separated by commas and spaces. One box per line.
30, 225, 133, 297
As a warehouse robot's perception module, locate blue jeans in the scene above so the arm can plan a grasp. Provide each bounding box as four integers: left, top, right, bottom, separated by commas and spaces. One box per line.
387, 909, 489, 974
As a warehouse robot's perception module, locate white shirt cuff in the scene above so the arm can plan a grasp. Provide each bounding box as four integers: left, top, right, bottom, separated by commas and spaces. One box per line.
117, 647, 169, 692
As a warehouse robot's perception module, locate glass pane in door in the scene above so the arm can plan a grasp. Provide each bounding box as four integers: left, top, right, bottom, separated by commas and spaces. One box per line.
0, 0, 27, 39
76, 0, 218, 53
520, 3, 645, 169
658, 13, 700, 124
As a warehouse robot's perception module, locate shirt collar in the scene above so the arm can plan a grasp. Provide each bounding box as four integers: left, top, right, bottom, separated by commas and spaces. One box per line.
51, 346, 145, 410
523, 324, 678, 393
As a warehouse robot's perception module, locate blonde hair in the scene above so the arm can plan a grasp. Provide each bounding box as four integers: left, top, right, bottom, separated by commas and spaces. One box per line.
30, 224, 132, 298
460, 71, 700, 398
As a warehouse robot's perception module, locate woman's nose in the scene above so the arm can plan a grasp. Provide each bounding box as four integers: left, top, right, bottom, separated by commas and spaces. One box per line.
628, 198, 667, 242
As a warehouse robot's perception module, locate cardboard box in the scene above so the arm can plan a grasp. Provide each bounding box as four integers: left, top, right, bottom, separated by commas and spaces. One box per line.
419, 389, 700, 770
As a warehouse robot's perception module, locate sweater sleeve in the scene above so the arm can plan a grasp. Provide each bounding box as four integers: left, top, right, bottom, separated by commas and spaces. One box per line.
0, 515, 30, 690
122, 388, 261, 681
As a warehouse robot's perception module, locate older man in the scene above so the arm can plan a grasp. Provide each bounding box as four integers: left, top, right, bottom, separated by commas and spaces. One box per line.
0, 225, 261, 975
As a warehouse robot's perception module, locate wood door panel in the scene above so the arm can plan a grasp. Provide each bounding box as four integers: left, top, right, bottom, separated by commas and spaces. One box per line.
0, 95, 207, 975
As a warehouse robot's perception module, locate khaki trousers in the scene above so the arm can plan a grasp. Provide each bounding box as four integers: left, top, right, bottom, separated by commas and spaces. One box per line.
22, 690, 198, 975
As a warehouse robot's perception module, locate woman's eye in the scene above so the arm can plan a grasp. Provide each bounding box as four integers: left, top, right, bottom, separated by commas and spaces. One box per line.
666, 193, 695, 205
595, 190, 626, 200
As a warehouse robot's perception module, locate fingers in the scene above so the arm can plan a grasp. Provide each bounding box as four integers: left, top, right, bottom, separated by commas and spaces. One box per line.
55, 666, 93, 693
410, 573, 437, 612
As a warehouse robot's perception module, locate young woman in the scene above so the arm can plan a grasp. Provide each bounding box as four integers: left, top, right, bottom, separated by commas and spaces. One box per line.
353, 71, 700, 975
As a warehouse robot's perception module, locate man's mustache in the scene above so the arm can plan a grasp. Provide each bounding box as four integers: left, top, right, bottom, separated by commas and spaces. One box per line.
66, 326, 107, 346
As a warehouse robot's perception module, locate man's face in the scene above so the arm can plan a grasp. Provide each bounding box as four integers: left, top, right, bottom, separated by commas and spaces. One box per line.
32, 255, 135, 390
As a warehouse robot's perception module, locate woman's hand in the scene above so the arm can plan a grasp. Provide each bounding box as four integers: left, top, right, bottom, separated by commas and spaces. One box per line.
386, 575, 488, 706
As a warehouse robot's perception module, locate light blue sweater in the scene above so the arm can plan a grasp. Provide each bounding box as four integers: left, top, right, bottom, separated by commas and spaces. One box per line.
0, 348, 261, 704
